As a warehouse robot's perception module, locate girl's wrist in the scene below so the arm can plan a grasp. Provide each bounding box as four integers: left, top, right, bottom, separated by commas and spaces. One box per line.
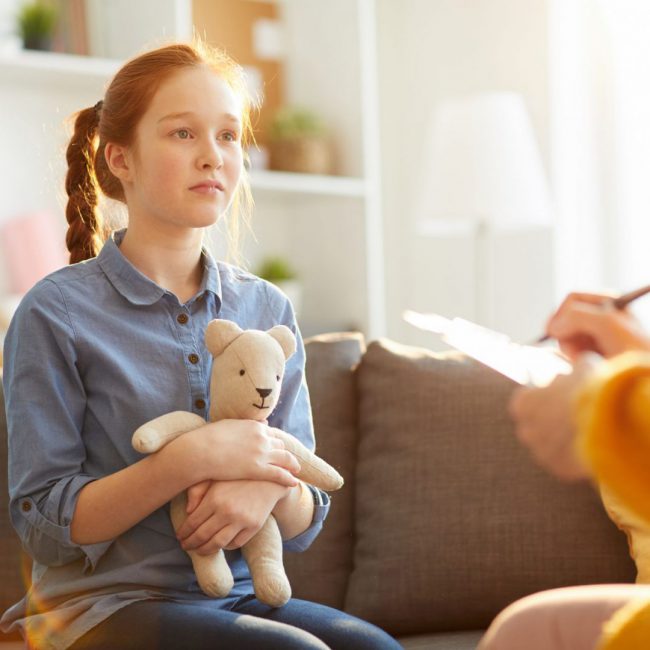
273, 481, 308, 513
160, 428, 211, 487
276, 481, 299, 504
272, 481, 315, 539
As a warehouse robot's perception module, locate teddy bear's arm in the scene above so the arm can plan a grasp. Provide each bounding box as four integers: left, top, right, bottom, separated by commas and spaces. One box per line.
268, 427, 343, 492
132, 411, 207, 454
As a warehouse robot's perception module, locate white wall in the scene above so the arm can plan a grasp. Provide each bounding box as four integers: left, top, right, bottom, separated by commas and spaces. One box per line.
0, 0, 554, 345
548, 0, 612, 301
376, 0, 552, 346
0, 59, 115, 296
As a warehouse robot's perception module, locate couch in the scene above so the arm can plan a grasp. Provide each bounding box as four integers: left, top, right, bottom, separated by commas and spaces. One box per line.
0, 332, 637, 649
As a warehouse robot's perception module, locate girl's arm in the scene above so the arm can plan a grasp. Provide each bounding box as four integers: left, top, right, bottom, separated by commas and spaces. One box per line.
176, 478, 314, 554
71, 420, 300, 544
271, 480, 315, 539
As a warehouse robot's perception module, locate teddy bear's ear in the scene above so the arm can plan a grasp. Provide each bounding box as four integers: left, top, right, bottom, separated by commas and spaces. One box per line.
205, 319, 243, 356
268, 325, 296, 361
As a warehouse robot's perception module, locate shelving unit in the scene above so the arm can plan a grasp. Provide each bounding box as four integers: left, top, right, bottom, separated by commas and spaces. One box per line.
0, 49, 120, 82
248, 170, 366, 198
0, 0, 385, 338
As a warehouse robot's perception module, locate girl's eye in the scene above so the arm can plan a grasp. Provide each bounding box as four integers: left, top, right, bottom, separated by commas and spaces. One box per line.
221, 131, 238, 142
175, 129, 191, 139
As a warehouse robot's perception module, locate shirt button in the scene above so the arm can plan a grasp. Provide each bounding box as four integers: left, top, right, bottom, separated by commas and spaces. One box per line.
188, 353, 200, 364
195, 398, 206, 409
21, 501, 32, 513
177, 313, 189, 324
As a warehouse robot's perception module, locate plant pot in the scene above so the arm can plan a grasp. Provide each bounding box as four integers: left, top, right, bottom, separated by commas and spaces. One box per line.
269, 136, 332, 175
23, 35, 53, 51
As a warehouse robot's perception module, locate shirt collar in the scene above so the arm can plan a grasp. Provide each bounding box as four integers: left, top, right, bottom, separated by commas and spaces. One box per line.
198, 241, 221, 302
97, 229, 222, 306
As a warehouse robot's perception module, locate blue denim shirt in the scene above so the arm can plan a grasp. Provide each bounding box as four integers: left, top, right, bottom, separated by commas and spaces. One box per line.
0, 230, 329, 650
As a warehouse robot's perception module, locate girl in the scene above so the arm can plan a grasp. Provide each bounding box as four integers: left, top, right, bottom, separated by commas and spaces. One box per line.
0, 42, 400, 650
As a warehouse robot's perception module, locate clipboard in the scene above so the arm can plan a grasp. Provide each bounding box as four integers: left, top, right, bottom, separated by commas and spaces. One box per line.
403, 310, 572, 387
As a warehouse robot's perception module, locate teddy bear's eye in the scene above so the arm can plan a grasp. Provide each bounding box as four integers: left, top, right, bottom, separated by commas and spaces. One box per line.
276, 375, 280, 381
240, 369, 245, 376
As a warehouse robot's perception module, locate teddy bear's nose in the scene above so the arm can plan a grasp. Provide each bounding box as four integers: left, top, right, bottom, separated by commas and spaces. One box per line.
256, 388, 272, 399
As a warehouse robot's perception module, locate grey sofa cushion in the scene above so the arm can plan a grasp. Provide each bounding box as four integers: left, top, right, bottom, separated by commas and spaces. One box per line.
284, 332, 364, 609
344, 339, 636, 636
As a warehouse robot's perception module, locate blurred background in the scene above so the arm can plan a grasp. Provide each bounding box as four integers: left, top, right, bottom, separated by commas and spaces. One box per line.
1, 0, 650, 350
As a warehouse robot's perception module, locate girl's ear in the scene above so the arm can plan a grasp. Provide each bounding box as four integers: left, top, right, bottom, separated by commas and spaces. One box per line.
205, 319, 243, 357
104, 142, 133, 182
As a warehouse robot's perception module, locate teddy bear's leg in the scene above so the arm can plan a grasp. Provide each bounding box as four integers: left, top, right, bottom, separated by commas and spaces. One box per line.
132, 411, 206, 454
269, 427, 344, 492
241, 515, 291, 608
170, 492, 234, 598
188, 548, 234, 598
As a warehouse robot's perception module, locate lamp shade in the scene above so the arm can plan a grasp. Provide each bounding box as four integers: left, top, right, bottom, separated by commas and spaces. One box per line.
420, 92, 552, 227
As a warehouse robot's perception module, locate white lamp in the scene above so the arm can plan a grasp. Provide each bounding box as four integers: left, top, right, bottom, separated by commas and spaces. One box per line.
417, 92, 554, 337
422, 92, 552, 227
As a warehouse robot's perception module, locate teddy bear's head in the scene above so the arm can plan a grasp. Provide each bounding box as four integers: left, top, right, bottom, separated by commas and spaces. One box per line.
205, 319, 296, 422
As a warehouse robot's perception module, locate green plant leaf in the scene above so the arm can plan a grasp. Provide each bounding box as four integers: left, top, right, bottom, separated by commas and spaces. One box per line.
269, 107, 326, 141
256, 257, 298, 281
17, 0, 58, 40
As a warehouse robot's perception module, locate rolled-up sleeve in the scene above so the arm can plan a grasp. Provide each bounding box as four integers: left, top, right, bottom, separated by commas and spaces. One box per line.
264, 284, 331, 552
3, 280, 112, 571
282, 486, 330, 552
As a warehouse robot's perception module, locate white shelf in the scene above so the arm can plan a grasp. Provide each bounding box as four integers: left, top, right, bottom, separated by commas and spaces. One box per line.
0, 50, 119, 84
249, 170, 366, 197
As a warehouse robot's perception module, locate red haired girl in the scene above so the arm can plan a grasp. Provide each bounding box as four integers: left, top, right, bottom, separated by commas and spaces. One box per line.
1, 42, 399, 650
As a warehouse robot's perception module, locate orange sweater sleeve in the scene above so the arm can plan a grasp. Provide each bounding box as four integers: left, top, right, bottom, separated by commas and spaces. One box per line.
575, 351, 650, 526
573, 352, 650, 649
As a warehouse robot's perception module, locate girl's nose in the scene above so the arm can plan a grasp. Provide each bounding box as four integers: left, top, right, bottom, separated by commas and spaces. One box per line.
198, 142, 223, 170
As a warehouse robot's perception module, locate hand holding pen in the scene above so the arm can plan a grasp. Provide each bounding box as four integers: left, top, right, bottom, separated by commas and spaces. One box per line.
510, 284, 650, 482
539, 285, 650, 361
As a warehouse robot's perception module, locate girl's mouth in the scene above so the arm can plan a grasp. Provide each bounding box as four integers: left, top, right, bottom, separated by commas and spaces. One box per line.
189, 181, 225, 194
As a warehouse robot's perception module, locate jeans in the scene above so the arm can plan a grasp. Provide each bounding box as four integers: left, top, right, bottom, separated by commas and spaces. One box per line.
68, 595, 402, 649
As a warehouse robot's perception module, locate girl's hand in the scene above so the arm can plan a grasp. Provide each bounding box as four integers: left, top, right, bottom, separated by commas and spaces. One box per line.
508, 354, 601, 481
546, 292, 650, 360
186, 480, 212, 514
187, 419, 301, 486
176, 480, 290, 555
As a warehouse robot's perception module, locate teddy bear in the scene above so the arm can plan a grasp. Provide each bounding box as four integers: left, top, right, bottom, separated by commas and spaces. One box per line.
131, 319, 344, 607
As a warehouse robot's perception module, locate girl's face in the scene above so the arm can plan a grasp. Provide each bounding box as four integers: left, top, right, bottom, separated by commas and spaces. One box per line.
125, 66, 244, 231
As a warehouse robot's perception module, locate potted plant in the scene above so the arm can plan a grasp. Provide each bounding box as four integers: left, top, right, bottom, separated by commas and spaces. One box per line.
17, 0, 58, 51
256, 256, 303, 316
268, 107, 332, 175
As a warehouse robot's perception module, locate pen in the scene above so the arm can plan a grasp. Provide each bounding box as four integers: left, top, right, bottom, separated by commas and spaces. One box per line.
536, 283, 650, 343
